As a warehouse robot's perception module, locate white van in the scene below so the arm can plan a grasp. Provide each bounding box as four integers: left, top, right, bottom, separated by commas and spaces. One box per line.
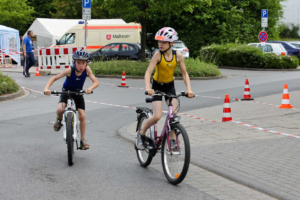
53, 22, 141, 52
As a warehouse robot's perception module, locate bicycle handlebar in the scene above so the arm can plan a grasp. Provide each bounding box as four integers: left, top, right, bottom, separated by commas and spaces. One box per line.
49, 90, 93, 95
145, 90, 194, 98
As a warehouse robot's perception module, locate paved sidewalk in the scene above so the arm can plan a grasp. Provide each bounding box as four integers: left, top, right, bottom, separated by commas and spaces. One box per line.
0, 66, 64, 75
119, 90, 300, 200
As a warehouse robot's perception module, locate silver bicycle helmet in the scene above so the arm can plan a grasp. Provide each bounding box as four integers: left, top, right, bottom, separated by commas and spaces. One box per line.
72, 49, 90, 61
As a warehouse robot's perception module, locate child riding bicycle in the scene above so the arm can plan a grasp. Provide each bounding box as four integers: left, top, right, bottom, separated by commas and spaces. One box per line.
44, 50, 99, 150
136, 27, 194, 150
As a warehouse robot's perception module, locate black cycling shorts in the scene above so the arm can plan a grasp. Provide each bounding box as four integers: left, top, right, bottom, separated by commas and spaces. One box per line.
151, 79, 176, 102
58, 93, 85, 110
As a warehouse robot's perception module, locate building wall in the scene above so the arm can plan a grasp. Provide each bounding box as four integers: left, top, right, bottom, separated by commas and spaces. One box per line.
280, 0, 300, 34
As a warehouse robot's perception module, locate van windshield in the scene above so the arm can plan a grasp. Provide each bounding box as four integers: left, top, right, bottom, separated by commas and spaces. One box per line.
58, 33, 75, 45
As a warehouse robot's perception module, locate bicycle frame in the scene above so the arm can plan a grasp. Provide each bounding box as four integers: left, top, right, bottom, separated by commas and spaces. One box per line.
150, 98, 180, 153
62, 98, 79, 142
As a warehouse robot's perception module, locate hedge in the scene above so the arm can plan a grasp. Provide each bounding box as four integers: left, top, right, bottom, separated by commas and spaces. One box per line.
197, 44, 299, 69
89, 58, 221, 77
0, 71, 19, 95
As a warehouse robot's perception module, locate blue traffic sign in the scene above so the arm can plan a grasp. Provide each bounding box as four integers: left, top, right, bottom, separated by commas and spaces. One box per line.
262, 9, 268, 18
82, 0, 91, 8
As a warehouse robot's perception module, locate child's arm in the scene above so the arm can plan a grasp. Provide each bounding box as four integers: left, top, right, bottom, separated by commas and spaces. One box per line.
145, 51, 160, 96
44, 68, 71, 95
177, 52, 194, 98
85, 66, 99, 94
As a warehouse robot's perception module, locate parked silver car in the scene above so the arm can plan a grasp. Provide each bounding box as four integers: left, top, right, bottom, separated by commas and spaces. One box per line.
151, 40, 189, 58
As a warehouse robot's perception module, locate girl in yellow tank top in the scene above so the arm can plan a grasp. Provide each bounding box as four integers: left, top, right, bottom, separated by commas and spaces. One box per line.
135, 27, 194, 150
153, 50, 177, 83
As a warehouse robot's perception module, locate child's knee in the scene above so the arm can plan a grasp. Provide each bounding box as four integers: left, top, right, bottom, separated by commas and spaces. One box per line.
79, 113, 86, 121
152, 115, 161, 123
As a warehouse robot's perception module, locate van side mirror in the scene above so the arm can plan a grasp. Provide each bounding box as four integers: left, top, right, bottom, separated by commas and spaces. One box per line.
56, 40, 59, 45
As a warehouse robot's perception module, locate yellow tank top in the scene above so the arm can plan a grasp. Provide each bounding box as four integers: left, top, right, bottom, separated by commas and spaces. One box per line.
153, 50, 177, 83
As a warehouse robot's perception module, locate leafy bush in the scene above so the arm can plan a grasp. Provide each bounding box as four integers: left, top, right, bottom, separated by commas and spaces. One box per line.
198, 44, 299, 69
89, 59, 221, 77
0, 71, 19, 95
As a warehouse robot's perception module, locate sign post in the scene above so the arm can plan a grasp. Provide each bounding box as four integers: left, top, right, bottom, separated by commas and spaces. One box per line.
82, 0, 91, 48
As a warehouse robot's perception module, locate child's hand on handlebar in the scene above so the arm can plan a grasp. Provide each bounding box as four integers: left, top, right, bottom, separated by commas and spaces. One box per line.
146, 89, 155, 96
44, 89, 51, 95
85, 88, 92, 94
186, 90, 194, 98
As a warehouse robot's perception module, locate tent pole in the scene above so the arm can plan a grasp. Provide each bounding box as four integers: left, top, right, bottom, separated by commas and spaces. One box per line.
84, 20, 87, 49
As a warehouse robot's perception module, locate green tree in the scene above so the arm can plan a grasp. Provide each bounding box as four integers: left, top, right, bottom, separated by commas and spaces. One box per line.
279, 23, 300, 39
0, 0, 34, 34
104, 0, 212, 61
148, 0, 284, 57
27, 0, 55, 18
51, 0, 109, 19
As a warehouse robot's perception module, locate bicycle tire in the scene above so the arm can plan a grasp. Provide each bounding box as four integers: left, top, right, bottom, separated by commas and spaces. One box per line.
161, 123, 190, 185
66, 112, 74, 166
135, 113, 153, 167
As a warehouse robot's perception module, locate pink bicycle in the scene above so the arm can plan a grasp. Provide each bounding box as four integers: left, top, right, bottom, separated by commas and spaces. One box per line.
135, 91, 191, 185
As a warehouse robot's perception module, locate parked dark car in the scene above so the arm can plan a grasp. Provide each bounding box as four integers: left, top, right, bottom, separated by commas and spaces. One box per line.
266, 41, 300, 59
89, 42, 151, 61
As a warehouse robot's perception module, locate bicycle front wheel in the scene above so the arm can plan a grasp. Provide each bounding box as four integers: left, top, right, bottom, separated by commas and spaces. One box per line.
161, 123, 190, 185
135, 113, 153, 167
66, 112, 74, 166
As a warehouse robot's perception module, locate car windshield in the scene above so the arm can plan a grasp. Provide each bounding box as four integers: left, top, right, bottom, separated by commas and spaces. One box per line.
173, 42, 185, 48
291, 43, 300, 48
279, 44, 286, 51
285, 42, 298, 48
58, 33, 75, 45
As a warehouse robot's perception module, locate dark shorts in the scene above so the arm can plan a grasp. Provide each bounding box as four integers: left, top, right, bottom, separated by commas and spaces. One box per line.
58, 93, 85, 110
152, 79, 176, 102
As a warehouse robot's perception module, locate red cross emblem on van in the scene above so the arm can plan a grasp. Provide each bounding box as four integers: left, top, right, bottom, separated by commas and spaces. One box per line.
106, 34, 111, 40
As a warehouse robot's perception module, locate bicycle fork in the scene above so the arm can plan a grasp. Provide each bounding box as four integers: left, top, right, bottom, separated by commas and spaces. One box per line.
62, 111, 80, 149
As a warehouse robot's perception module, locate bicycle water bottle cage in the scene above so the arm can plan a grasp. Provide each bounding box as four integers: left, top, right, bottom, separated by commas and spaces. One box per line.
136, 107, 153, 114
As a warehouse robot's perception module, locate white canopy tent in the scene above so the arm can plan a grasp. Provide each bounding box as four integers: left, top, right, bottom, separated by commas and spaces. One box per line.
23, 18, 126, 48
0, 25, 20, 66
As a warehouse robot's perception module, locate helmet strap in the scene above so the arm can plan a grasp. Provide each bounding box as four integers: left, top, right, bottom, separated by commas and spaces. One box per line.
161, 42, 172, 53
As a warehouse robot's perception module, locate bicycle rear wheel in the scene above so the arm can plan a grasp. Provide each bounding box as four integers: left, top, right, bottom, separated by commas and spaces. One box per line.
161, 123, 190, 185
135, 113, 153, 167
66, 112, 74, 166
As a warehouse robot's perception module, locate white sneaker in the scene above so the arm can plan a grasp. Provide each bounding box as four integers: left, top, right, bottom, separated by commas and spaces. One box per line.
135, 130, 145, 150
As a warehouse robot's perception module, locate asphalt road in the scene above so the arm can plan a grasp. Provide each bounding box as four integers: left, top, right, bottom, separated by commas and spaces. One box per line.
0, 69, 299, 200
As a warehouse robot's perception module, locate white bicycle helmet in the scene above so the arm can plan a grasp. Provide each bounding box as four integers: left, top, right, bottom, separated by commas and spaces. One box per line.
155, 27, 178, 42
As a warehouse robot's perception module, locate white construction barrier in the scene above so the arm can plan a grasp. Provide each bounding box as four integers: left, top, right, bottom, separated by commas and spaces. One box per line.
38, 47, 84, 70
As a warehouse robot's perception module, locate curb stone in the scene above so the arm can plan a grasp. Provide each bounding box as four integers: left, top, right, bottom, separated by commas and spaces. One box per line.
0, 86, 24, 102
96, 75, 226, 80
118, 123, 135, 144
117, 122, 281, 200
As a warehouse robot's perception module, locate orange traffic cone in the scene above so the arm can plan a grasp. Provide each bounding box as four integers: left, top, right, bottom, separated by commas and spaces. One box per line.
279, 84, 293, 109
222, 94, 232, 122
118, 71, 129, 88
35, 67, 41, 76
241, 78, 254, 100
